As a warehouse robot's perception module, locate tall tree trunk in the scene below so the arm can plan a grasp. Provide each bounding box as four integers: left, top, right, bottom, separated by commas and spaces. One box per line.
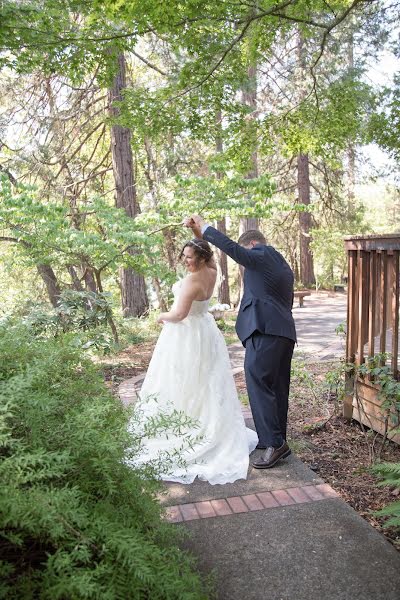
163, 229, 176, 271
347, 145, 356, 209
215, 108, 230, 305
83, 268, 97, 292
240, 63, 259, 235
296, 33, 315, 287
297, 153, 315, 286
37, 264, 61, 307
347, 28, 356, 215
108, 52, 148, 317
215, 218, 231, 305
294, 253, 300, 283
68, 265, 84, 292
118, 267, 148, 317
152, 276, 168, 312
163, 132, 178, 272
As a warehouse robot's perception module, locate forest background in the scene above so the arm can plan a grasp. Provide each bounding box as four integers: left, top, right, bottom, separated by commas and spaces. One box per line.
0, 0, 399, 332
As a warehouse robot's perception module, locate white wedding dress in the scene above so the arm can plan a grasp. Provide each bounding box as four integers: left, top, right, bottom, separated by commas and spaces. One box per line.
127, 280, 258, 485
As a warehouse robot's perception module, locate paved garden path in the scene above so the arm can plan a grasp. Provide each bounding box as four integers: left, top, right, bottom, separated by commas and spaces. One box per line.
119, 293, 400, 599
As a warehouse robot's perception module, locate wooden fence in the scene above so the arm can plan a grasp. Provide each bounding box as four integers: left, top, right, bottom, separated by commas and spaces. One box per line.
344, 234, 400, 443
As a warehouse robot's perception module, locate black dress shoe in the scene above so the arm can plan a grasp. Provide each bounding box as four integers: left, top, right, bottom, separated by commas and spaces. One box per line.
252, 442, 291, 469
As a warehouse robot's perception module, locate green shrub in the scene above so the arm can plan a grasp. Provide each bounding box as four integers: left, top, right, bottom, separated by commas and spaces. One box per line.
20, 293, 159, 356
23, 290, 113, 336
0, 324, 210, 599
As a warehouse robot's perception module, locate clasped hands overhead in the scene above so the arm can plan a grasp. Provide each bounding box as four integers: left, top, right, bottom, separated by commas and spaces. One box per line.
183, 215, 205, 238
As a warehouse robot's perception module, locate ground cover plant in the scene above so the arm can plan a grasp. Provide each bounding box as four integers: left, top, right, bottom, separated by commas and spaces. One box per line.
0, 323, 211, 599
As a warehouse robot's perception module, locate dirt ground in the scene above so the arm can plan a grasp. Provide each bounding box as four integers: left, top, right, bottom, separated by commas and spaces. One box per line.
100, 341, 155, 393
101, 341, 400, 549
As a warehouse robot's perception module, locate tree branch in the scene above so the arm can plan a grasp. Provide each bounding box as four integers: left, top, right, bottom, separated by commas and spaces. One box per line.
164, 18, 254, 104
0, 164, 17, 185
62, 166, 112, 191
131, 48, 168, 76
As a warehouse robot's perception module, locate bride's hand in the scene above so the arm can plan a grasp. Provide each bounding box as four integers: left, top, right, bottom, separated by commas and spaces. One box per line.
184, 214, 204, 238
183, 217, 194, 228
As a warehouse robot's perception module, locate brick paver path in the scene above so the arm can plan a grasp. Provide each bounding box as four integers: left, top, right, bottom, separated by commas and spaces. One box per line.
165, 483, 339, 523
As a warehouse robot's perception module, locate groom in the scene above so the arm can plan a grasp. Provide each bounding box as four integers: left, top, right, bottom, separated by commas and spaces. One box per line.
185, 216, 296, 469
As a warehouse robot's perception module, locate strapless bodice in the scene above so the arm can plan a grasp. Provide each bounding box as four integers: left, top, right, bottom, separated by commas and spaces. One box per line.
172, 280, 210, 316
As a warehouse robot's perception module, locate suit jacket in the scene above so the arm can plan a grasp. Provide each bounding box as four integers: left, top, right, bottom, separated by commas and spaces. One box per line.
203, 226, 297, 344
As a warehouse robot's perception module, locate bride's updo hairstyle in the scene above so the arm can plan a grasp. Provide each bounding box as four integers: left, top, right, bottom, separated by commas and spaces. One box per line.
180, 239, 214, 264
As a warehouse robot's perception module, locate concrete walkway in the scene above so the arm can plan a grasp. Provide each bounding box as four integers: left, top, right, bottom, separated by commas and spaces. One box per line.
162, 457, 400, 600
119, 293, 400, 599
293, 291, 347, 361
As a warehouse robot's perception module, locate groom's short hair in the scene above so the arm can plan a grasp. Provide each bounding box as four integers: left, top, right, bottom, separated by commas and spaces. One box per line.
238, 230, 266, 246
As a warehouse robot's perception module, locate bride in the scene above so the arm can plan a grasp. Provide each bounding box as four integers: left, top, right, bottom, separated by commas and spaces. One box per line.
127, 238, 258, 484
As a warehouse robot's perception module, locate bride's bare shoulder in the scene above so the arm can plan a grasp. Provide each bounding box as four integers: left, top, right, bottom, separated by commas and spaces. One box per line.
180, 274, 202, 292
189, 270, 214, 284
207, 265, 217, 280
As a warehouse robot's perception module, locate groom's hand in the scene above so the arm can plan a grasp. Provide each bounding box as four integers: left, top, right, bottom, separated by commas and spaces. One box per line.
184, 215, 205, 239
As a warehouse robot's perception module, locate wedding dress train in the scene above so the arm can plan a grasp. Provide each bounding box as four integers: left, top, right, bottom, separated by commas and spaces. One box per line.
127, 280, 258, 484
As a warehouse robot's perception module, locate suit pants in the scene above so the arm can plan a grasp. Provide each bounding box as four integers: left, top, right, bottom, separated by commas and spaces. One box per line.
244, 332, 294, 448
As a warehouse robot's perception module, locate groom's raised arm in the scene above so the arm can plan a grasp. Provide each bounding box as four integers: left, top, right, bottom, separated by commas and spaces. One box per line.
202, 225, 263, 271
184, 215, 263, 270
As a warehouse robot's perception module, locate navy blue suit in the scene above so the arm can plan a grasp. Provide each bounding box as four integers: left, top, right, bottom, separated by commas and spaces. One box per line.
203, 226, 296, 447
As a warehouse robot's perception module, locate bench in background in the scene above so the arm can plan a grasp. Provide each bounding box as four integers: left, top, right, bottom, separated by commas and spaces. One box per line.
293, 291, 311, 308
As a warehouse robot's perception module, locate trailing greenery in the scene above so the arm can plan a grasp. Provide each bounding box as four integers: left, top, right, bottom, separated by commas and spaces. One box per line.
324, 353, 400, 428
364, 358, 400, 541
0, 324, 210, 599
372, 462, 400, 541
14, 287, 162, 356
24, 288, 112, 331
21, 289, 126, 353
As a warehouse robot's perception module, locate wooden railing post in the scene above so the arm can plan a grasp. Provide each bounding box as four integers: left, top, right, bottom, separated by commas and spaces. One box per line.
368, 251, 376, 359
391, 250, 399, 378
380, 251, 388, 361
346, 250, 357, 363
357, 249, 369, 366
344, 249, 357, 420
